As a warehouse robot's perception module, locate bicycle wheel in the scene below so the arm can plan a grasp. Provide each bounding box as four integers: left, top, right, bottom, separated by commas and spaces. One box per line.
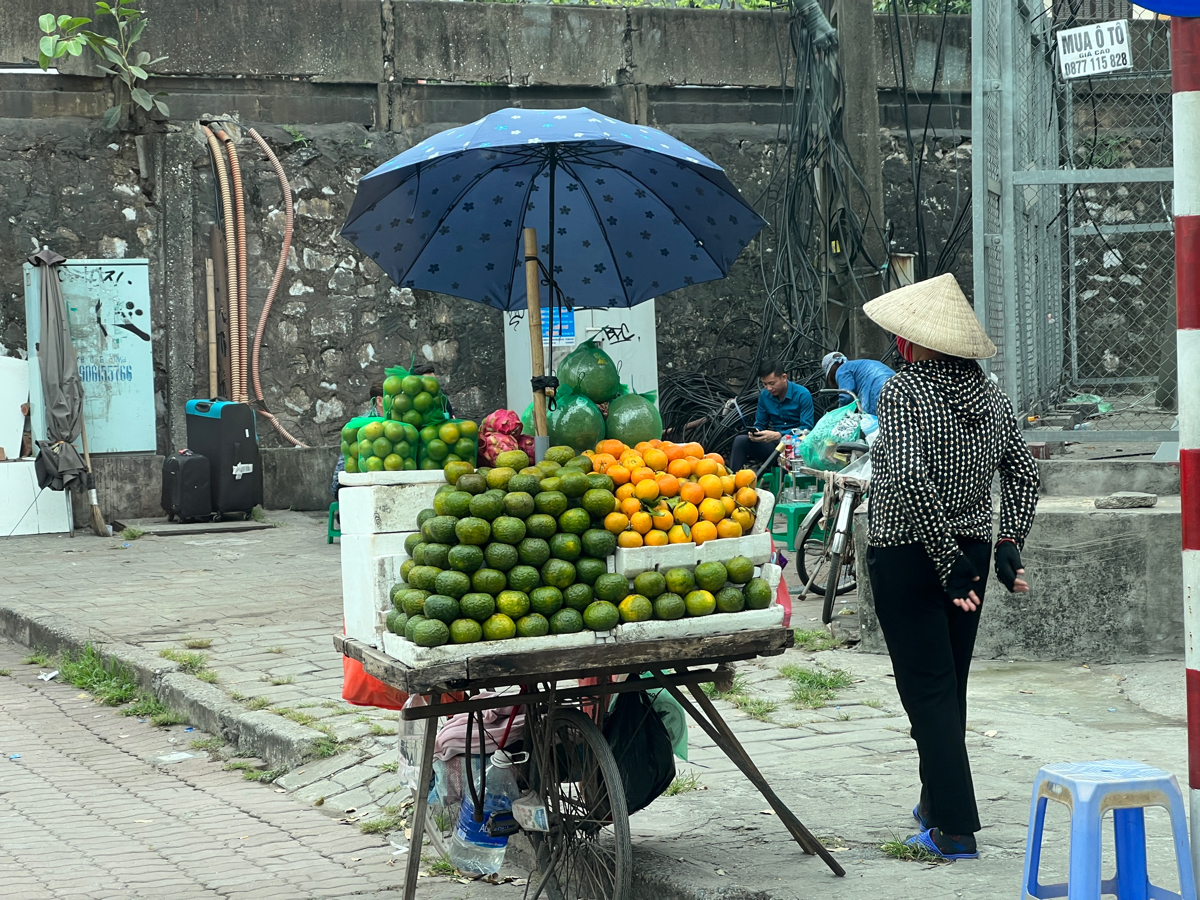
527, 707, 632, 900
796, 511, 833, 598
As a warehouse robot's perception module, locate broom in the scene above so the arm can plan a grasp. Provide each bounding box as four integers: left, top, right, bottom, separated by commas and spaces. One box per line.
79, 416, 108, 537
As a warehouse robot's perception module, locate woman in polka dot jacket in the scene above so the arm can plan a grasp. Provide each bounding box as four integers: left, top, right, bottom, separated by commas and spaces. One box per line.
861, 274, 1039, 860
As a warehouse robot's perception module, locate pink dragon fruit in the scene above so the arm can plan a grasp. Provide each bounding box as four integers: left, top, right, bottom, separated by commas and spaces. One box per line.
517, 434, 535, 458
481, 409, 522, 437
480, 431, 519, 466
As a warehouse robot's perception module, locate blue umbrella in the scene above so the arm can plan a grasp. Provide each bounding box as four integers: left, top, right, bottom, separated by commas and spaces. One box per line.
341, 107, 766, 310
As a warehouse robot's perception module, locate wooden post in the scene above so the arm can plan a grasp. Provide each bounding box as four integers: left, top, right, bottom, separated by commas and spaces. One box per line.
524, 227, 549, 438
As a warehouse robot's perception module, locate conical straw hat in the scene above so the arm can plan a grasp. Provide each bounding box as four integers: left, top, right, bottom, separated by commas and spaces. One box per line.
862, 273, 996, 360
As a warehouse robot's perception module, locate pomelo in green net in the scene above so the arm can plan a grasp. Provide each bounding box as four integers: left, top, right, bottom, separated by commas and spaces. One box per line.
604, 392, 662, 445
548, 391, 606, 454
557, 338, 621, 404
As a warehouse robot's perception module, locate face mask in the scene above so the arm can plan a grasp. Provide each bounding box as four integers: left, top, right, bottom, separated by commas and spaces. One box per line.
896, 337, 915, 363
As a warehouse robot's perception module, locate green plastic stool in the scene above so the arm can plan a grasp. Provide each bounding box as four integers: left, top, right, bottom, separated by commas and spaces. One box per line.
760, 470, 779, 497
771, 499, 815, 551
327, 502, 340, 544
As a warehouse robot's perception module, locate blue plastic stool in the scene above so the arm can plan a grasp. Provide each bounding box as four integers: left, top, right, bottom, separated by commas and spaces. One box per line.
1022, 760, 1197, 900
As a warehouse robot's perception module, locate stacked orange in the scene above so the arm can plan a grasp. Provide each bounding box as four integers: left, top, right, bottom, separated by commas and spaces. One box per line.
585, 439, 759, 547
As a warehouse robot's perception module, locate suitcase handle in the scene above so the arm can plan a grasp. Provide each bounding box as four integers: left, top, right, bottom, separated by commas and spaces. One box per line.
193, 401, 213, 413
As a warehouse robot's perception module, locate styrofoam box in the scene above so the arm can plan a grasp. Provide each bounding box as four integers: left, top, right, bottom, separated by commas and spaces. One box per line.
615, 604, 784, 642
750, 489, 775, 535
342, 531, 413, 647
339, 481, 443, 535
381, 628, 611, 668
339, 469, 447, 487
614, 530, 772, 577
697, 530, 772, 565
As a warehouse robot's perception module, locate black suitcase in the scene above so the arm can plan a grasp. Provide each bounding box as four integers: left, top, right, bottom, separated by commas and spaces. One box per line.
185, 400, 264, 518
161, 450, 212, 522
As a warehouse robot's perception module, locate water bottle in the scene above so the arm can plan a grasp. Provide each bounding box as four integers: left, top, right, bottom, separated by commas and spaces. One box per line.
447, 751, 521, 875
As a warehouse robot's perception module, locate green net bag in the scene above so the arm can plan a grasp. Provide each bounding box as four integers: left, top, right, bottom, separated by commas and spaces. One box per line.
604, 390, 662, 445
417, 416, 479, 470
557, 338, 621, 404
339, 416, 419, 474
548, 387, 606, 453
381, 364, 450, 428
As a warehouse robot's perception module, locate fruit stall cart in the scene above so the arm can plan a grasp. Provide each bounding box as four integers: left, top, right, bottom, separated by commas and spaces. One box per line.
336, 626, 845, 900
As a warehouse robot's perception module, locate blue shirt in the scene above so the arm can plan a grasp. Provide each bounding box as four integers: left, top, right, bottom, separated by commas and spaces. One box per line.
755, 381, 814, 432
835, 359, 895, 415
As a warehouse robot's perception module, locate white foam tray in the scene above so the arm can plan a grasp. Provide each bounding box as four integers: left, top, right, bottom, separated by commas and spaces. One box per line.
750, 490, 774, 535
615, 603, 784, 642
380, 628, 614, 668
614, 530, 772, 577
339, 469, 447, 487
338, 481, 443, 535
342, 531, 414, 647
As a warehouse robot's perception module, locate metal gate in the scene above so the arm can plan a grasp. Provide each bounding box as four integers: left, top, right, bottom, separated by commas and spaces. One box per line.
972, 2, 1177, 441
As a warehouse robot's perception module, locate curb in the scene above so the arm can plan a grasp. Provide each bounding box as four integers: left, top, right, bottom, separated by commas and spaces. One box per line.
0, 602, 326, 768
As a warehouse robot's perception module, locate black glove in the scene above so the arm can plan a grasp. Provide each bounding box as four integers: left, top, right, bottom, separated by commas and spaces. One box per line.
945, 554, 980, 602
994, 541, 1024, 592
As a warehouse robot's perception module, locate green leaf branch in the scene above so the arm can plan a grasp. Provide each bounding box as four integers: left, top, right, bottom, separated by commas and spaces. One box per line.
37, 0, 168, 129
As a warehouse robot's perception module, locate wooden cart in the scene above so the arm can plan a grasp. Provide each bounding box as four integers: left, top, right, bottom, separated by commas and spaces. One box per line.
336, 628, 845, 900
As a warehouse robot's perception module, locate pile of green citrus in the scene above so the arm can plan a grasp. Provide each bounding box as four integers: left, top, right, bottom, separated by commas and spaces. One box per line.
599, 558, 775, 626
386, 446, 626, 648
383, 372, 449, 429
342, 418, 419, 474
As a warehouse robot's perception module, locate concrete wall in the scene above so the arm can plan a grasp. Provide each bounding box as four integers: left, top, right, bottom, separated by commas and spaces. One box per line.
855, 496, 1184, 662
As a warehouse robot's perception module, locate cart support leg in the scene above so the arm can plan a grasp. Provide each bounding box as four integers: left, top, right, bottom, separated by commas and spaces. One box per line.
647, 670, 845, 877
403, 694, 441, 900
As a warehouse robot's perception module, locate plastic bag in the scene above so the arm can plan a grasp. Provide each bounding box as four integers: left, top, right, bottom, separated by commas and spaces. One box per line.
604, 391, 662, 446
548, 388, 606, 453
798, 401, 859, 472
340, 415, 419, 474
603, 682, 676, 814
557, 338, 621, 404
417, 417, 479, 470
382, 364, 450, 428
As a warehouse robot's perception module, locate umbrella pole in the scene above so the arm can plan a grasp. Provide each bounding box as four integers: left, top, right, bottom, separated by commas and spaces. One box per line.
523, 227, 550, 463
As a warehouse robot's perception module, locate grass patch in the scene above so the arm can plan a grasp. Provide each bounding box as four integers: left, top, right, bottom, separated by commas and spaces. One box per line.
268, 675, 294, 686
245, 696, 271, 711
181, 637, 212, 650
266, 647, 284, 654
360, 804, 409, 835
159, 649, 209, 675
120, 695, 187, 727
119, 526, 145, 540
780, 664, 853, 709
433, 807, 453, 833
426, 855, 456, 876
380, 760, 398, 774
370, 723, 397, 736
355, 714, 370, 724
731, 696, 778, 721
665, 771, 703, 796
22, 650, 51, 666
311, 737, 339, 759
59, 644, 139, 706
195, 670, 219, 684
229, 690, 247, 701
863, 698, 884, 710
0, 669, 10, 677
702, 672, 749, 699
793, 629, 842, 652
274, 708, 317, 727
190, 736, 225, 752
880, 835, 941, 863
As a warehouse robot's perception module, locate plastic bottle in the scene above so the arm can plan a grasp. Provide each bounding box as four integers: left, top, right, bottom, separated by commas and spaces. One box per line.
447, 751, 521, 875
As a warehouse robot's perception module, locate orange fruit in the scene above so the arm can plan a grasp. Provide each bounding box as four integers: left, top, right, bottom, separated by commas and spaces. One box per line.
699, 497, 726, 524
693, 458, 719, 478
656, 473, 680, 498
634, 441, 653, 455
698, 474, 723, 499
731, 507, 755, 531
583, 449, 596, 457
667, 458, 692, 479
679, 482, 705, 505
619, 448, 643, 465
592, 453, 616, 474
630, 511, 654, 535
597, 439, 626, 456
734, 469, 757, 489
630, 466, 656, 485
673, 501, 699, 527
717, 519, 743, 539
643, 448, 668, 472
720, 474, 736, 495
649, 506, 674, 531
608, 464, 631, 486
736, 487, 758, 508
645, 529, 669, 547
664, 443, 686, 462
617, 530, 644, 549
634, 479, 660, 502
682, 442, 705, 459
705, 451, 725, 465
604, 512, 630, 534
721, 495, 736, 515
619, 496, 642, 517
717, 464, 728, 477
691, 520, 718, 545
615, 483, 636, 502
667, 524, 692, 544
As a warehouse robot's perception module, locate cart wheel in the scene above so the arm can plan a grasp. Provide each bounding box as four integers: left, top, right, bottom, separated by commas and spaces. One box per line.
527, 707, 632, 900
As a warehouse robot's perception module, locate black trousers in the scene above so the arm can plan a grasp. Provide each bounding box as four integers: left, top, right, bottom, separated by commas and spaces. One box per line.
867, 537, 991, 836
729, 434, 775, 472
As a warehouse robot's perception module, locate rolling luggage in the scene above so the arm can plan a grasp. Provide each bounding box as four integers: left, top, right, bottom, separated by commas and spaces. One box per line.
185, 400, 263, 518
161, 450, 212, 522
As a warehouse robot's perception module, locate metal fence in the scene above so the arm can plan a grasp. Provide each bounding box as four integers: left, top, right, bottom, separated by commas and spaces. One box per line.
972, 0, 1177, 441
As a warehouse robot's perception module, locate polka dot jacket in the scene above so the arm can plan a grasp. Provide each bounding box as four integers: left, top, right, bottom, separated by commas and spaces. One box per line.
867, 358, 1039, 586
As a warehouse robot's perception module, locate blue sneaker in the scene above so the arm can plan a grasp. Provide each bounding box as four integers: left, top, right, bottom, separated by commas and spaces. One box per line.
905, 828, 979, 860
912, 804, 931, 831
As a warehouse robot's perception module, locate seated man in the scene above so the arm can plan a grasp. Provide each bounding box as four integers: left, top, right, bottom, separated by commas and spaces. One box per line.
821, 352, 894, 416
730, 360, 814, 471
